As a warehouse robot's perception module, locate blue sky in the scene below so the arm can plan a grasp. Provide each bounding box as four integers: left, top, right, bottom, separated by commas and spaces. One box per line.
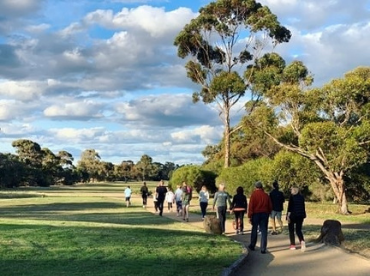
1, 0, 370, 165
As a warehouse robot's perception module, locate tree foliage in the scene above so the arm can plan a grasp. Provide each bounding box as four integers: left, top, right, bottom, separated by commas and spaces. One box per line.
169, 165, 217, 193
174, 0, 291, 168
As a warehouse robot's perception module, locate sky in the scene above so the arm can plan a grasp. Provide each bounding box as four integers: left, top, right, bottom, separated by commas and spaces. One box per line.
0, 0, 370, 166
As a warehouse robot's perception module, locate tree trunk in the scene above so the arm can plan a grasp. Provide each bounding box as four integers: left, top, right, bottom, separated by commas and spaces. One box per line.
224, 108, 231, 168
328, 175, 350, 214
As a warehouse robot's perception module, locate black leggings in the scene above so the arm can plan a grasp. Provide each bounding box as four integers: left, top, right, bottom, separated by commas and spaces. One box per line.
288, 217, 304, 245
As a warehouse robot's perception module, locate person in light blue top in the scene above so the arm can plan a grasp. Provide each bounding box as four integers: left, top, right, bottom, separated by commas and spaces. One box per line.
124, 186, 132, 207
199, 185, 209, 220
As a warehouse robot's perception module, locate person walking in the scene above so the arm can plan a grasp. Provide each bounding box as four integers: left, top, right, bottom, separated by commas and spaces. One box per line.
269, 180, 285, 234
156, 180, 168, 216
248, 181, 272, 254
182, 181, 192, 222
140, 182, 149, 208
124, 185, 132, 207
231, 186, 248, 235
287, 186, 307, 252
174, 184, 183, 217
213, 184, 232, 234
199, 185, 209, 220
165, 187, 175, 212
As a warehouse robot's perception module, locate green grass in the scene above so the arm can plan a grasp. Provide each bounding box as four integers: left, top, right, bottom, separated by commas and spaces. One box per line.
304, 202, 370, 224
0, 183, 242, 276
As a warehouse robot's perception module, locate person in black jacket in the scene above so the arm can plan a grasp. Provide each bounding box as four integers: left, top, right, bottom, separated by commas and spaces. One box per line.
287, 186, 306, 251
231, 186, 248, 235
269, 180, 285, 235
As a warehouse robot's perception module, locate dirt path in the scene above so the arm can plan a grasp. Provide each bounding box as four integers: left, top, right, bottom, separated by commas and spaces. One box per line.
146, 205, 370, 276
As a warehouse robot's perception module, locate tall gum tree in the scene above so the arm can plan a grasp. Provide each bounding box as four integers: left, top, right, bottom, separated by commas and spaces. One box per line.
249, 61, 370, 214
174, 0, 291, 168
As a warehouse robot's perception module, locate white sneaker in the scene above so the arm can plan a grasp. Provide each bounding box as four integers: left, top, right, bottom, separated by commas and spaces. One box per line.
301, 241, 306, 252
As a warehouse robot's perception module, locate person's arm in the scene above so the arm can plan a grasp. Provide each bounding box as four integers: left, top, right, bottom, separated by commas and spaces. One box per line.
213, 192, 218, 209
228, 194, 233, 210
286, 195, 293, 221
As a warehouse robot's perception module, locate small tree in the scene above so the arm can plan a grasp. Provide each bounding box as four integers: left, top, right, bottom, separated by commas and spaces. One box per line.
174, 0, 291, 168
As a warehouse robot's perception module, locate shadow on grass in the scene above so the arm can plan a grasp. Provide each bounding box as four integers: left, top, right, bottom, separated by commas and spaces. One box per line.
0, 193, 44, 199
0, 223, 239, 276
0, 202, 177, 226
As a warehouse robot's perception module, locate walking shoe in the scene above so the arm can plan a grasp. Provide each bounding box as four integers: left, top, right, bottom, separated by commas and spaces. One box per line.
235, 230, 239, 235
301, 241, 306, 252
271, 231, 278, 235
240, 231, 244, 235
289, 245, 296, 250
248, 245, 255, 251
261, 250, 266, 254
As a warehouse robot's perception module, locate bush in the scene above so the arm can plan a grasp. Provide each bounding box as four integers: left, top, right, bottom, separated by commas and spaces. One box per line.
169, 165, 217, 193
217, 158, 274, 196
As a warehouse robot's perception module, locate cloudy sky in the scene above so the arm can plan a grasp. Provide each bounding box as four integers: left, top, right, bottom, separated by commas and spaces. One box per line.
1, 0, 369, 165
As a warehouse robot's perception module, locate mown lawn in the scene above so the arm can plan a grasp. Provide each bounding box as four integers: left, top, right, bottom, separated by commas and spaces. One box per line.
0, 183, 242, 276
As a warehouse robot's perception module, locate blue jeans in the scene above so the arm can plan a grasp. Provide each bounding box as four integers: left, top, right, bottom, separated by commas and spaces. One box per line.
250, 213, 269, 252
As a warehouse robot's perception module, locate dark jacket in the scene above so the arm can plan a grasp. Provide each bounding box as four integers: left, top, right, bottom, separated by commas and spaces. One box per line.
231, 194, 248, 210
156, 186, 168, 201
269, 188, 285, 212
287, 193, 306, 219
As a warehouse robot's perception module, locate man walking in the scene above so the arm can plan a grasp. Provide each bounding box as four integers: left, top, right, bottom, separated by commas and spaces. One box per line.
213, 184, 232, 234
269, 180, 285, 234
156, 180, 168, 216
140, 182, 149, 208
248, 181, 272, 254
124, 185, 132, 207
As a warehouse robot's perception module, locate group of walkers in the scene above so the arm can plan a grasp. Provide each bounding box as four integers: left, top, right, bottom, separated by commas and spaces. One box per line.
138, 180, 194, 221
129, 179, 307, 253
213, 180, 307, 254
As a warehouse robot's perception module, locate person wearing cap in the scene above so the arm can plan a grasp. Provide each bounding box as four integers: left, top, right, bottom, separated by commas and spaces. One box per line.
269, 180, 285, 234
248, 181, 273, 254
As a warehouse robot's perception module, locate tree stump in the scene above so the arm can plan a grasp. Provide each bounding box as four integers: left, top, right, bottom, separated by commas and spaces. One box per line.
316, 219, 345, 246
203, 215, 222, 235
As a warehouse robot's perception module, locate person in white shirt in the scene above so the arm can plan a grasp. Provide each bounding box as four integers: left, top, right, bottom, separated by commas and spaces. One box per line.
165, 188, 175, 212
174, 184, 183, 217
124, 186, 132, 207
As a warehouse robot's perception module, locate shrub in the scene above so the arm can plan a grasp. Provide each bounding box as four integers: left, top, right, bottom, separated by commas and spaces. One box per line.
169, 165, 217, 193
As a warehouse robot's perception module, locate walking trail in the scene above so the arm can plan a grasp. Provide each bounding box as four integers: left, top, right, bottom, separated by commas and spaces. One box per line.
147, 206, 370, 276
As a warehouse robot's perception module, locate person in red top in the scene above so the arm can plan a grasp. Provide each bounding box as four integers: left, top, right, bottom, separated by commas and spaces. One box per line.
248, 181, 273, 254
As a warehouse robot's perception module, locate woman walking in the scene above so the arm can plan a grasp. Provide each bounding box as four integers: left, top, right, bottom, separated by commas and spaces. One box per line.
199, 185, 209, 220
231, 186, 248, 235
287, 186, 306, 252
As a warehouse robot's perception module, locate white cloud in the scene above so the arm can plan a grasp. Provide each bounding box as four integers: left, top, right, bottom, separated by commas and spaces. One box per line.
44, 100, 104, 119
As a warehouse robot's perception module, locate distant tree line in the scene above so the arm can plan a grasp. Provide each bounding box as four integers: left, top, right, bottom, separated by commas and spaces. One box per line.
0, 139, 179, 188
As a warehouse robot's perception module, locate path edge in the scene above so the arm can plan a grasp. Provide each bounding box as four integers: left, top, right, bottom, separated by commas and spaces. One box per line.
220, 241, 249, 276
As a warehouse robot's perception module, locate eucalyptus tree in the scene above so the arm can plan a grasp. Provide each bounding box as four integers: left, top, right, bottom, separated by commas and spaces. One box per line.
253, 65, 370, 214
174, 0, 291, 167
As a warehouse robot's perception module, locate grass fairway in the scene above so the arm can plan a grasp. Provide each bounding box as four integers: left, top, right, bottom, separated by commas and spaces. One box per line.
0, 183, 241, 276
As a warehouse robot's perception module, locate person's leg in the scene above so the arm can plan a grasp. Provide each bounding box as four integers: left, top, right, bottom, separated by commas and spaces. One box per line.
295, 217, 304, 242
234, 212, 240, 233
240, 211, 245, 233
276, 212, 283, 232
200, 202, 205, 218
259, 213, 269, 253
288, 220, 296, 246
185, 204, 189, 220
157, 200, 161, 215
270, 211, 277, 233
249, 214, 258, 250
218, 206, 226, 233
